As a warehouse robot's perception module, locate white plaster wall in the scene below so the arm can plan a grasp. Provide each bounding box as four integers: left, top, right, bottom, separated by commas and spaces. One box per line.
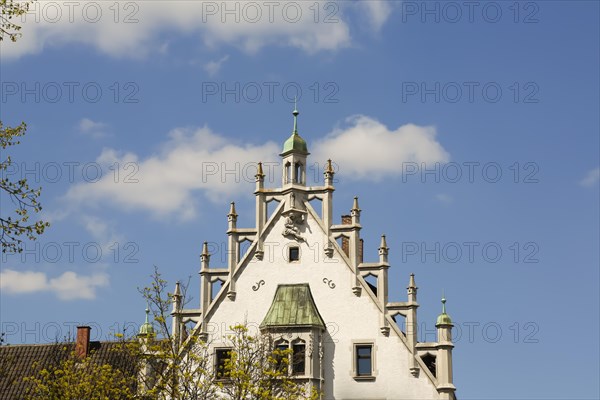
201, 207, 440, 400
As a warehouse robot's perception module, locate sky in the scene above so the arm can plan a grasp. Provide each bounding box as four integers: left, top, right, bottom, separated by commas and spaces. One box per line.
0, 1, 598, 399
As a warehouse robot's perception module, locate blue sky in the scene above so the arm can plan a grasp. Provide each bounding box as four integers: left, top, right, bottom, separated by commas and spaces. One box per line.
1, 1, 598, 398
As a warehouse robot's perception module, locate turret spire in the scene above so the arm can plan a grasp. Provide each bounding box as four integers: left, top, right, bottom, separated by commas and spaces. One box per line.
292, 97, 299, 134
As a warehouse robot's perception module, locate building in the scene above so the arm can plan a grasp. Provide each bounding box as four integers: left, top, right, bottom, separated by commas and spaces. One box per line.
0, 326, 137, 399
172, 107, 457, 400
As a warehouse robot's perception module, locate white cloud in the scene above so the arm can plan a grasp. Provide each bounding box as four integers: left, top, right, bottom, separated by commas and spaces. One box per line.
357, 0, 395, 31
65, 116, 450, 219
204, 55, 229, 77
78, 118, 109, 139
2, 1, 357, 60
435, 193, 453, 204
579, 167, 600, 187
0, 269, 109, 300
66, 126, 280, 220
312, 115, 450, 181
81, 215, 125, 256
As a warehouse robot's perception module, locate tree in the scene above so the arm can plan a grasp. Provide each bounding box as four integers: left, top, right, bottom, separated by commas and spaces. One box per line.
0, 0, 30, 42
138, 267, 320, 400
0, 121, 50, 253
218, 325, 320, 400
1, 0, 49, 253
23, 344, 139, 400
136, 267, 217, 400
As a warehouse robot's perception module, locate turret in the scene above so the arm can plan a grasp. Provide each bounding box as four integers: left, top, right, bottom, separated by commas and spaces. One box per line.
281, 101, 309, 186
435, 297, 456, 399
323, 159, 335, 257
255, 162, 266, 260
407, 274, 419, 376
137, 307, 156, 394
171, 281, 182, 345
227, 203, 238, 300
138, 307, 155, 339
200, 242, 211, 312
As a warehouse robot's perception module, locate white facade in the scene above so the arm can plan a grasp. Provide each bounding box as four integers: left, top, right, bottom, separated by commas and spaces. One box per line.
173, 109, 457, 400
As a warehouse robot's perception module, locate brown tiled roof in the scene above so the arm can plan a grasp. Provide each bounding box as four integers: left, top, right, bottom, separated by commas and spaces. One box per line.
0, 341, 137, 400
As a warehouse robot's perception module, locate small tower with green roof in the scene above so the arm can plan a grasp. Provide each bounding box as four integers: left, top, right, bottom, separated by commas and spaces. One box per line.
138, 307, 155, 339
281, 101, 309, 186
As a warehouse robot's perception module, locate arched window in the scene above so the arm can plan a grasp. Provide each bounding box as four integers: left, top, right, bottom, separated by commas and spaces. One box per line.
364, 273, 378, 297
294, 162, 303, 183
422, 353, 436, 377
291, 339, 306, 375
285, 162, 291, 183
274, 339, 289, 372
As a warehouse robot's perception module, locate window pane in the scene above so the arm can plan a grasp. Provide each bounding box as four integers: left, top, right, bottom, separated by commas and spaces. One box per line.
289, 247, 300, 261
216, 349, 230, 378
292, 343, 305, 375
356, 345, 372, 376
275, 342, 289, 372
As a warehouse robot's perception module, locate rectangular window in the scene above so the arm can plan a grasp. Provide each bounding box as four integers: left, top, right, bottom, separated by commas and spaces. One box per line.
215, 348, 231, 379
289, 247, 300, 262
355, 345, 373, 377
292, 343, 306, 375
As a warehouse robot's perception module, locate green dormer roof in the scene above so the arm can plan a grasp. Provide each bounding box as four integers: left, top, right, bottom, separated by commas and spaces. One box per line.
260, 284, 325, 329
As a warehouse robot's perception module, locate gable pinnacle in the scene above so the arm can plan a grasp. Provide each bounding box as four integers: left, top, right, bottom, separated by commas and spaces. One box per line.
408, 273, 417, 289
228, 201, 238, 217
174, 280, 182, 297
256, 161, 265, 178
352, 196, 360, 212
379, 234, 389, 252
325, 159, 334, 174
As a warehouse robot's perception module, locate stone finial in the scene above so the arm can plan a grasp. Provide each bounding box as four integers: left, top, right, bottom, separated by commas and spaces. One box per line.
256, 162, 265, 179
228, 202, 238, 219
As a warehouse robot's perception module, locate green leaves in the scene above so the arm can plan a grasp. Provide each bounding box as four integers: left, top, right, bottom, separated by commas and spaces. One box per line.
0, 0, 30, 42
0, 121, 50, 253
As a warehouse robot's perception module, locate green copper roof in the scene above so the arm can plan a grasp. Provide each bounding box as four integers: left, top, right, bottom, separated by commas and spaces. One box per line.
260, 284, 325, 329
139, 308, 155, 337
281, 132, 309, 155
436, 298, 453, 326
280, 104, 309, 156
